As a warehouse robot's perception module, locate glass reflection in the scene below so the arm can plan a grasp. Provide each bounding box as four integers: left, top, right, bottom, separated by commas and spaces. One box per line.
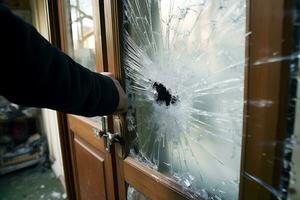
63, 0, 96, 71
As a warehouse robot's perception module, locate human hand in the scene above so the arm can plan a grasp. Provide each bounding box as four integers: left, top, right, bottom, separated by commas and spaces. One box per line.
101, 72, 128, 113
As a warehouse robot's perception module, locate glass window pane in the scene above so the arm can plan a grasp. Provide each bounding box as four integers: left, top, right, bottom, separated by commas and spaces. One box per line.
63, 0, 96, 72
122, 0, 246, 199
127, 185, 149, 200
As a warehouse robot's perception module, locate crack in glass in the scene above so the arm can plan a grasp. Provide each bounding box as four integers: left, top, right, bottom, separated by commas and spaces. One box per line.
121, 0, 300, 199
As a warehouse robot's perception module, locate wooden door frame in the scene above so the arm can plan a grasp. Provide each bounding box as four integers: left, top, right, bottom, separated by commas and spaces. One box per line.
47, 0, 117, 199
55, 0, 107, 72
240, 0, 294, 199
47, 1, 77, 199
105, 0, 295, 199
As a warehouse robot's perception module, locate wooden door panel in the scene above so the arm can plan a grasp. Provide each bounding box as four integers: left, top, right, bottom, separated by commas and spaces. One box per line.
124, 158, 188, 200
68, 115, 105, 152
73, 135, 106, 200
67, 115, 116, 200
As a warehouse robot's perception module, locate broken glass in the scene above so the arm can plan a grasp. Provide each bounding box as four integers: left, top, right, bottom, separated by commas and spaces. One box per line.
120, 0, 300, 199
122, 0, 300, 200
127, 185, 149, 200
122, 0, 246, 199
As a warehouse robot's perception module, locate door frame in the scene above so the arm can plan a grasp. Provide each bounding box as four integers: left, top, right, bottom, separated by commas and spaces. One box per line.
47, 1, 77, 199
240, 0, 294, 199
47, 0, 118, 199
48, 0, 295, 199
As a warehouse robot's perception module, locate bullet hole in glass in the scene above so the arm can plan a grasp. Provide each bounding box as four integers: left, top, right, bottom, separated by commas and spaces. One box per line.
153, 82, 178, 106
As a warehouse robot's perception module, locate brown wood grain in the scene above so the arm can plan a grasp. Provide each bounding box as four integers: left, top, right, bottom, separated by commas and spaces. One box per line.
48, 1, 78, 198
68, 115, 105, 152
56, 0, 67, 53
239, 0, 293, 199
124, 157, 191, 200
103, 143, 118, 200
73, 135, 107, 200
104, 0, 122, 79
103, 0, 128, 199
238, 0, 250, 198
47, 0, 62, 47
68, 119, 116, 199
93, 0, 107, 72
52, 0, 119, 198
67, 115, 116, 199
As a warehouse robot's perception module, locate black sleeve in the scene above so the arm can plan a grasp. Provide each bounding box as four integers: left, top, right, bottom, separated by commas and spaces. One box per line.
0, 4, 119, 117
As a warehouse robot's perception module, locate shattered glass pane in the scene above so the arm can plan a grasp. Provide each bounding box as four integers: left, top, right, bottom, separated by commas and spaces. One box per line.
63, 0, 97, 72
287, 58, 300, 199
122, 0, 246, 199
127, 185, 149, 200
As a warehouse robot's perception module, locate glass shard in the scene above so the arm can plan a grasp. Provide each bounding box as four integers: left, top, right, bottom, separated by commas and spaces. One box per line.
127, 185, 149, 200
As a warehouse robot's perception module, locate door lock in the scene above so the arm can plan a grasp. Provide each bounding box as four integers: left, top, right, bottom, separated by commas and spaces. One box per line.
94, 116, 123, 152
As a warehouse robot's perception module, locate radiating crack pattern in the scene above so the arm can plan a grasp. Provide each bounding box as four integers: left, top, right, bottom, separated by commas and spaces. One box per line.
121, 0, 299, 200
122, 0, 246, 199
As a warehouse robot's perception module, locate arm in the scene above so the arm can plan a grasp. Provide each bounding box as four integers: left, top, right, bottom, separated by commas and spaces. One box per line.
0, 4, 119, 117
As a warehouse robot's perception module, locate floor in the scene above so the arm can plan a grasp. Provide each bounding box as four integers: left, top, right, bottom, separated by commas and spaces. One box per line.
0, 165, 65, 200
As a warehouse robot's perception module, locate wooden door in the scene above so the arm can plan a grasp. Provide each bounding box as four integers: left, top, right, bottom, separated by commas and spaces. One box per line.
67, 116, 116, 199
52, 0, 117, 199
104, 0, 294, 199
48, 0, 296, 199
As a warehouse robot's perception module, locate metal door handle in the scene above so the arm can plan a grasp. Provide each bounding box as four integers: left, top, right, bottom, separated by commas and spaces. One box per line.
93, 116, 124, 152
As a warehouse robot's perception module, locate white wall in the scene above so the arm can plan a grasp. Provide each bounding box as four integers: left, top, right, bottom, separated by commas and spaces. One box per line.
41, 109, 65, 187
